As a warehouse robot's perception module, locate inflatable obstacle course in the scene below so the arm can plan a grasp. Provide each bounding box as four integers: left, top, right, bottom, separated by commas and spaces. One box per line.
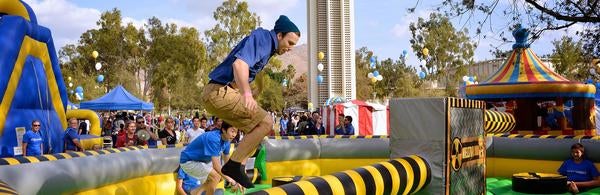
254, 155, 431, 195
390, 97, 487, 194
0, 0, 69, 157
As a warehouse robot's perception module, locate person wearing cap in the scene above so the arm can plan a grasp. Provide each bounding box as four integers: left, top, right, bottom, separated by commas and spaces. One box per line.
202, 15, 300, 189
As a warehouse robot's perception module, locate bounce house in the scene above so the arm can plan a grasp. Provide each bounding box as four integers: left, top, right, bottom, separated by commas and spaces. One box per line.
0, 0, 69, 157
466, 25, 596, 136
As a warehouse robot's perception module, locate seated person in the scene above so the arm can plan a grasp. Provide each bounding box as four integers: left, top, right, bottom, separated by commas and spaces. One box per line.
558, 143, 600, 193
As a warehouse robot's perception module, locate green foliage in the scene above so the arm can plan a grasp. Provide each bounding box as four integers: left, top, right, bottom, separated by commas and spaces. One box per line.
409, 13, 475, 95
550, 36, 588, 81
204, 0, 261, 69
355, 47, 430, 100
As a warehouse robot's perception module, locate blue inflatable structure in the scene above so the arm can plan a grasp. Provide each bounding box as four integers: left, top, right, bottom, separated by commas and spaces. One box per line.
0, 0, 68, 157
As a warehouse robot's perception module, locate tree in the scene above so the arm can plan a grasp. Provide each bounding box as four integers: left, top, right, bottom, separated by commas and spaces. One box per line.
59, 9, 143, 101
204, 0, 261, 70
549, 36, 588, 80
413, 0, 600, 57
409, 13, 474, 96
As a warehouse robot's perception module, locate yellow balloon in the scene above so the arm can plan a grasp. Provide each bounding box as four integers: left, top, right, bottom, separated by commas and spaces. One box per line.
318, 52, 324, 60
371, 77, 377, 83
92, 51, 99, 59
422, 48, 429, 56
67, 76, 72, 81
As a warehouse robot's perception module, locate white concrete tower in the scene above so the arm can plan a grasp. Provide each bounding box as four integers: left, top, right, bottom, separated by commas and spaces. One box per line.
308, 0, 356, 106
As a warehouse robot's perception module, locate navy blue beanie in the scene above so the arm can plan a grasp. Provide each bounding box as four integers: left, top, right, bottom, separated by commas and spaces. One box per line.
273, 15, 299, 34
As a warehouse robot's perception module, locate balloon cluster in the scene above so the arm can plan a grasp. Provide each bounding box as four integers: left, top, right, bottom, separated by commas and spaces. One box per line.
282, 78, 288, 87
367, 70, 383, 83
93, 50, 104, 84
462, 75, 478, 85
75, 86, 84, 101
370, 56, 376, 69
317, 52, 325, 84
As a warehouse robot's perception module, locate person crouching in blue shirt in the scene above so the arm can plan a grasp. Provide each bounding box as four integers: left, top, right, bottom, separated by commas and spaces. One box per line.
179, 121, 243, 195
22, 120, 43, 156
558, 143, 600, 193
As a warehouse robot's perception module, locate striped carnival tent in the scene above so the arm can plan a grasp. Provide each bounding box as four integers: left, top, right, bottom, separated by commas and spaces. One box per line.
320, 100, 389, 136
466, 25, 596, 135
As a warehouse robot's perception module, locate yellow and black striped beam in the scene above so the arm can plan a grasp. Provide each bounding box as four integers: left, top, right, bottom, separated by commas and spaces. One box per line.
447, 97, 486, 109
254, 155, 431, 195
484, 110, 516, 134
0, 179, 17, 195
491, 134, 600, 140
0, 143, 186, 166
267, 135, 388, 140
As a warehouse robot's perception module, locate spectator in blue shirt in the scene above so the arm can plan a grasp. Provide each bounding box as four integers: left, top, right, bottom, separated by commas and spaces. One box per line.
279, 114, 289, 136
558, 143, 600, 193
22, 120, 43, 156
335, 116, 355, 135
180, 122, 243, 195
64, 118, 84, 152
202, 15, 300, 189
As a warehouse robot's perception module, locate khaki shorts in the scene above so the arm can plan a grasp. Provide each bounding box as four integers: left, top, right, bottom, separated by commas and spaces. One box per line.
202, 83, 268, 133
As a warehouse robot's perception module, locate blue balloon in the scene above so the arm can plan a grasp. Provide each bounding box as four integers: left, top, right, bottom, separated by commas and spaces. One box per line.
370, 56, 376, 63
587, 78, 593, 84
402, 50, 408, 56
418, 72, 426, 79
373, 71, 380, 77
317, 74, 323, 84
468, 77, 475, 82
75, 86, 83, 93
370, 62, 376, 69
97, 75, 104, 83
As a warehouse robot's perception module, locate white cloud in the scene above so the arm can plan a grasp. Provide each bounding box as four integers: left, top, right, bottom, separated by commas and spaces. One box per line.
390, 10, 432, 38
122, 17, 146, 29
24, 0, 101, 48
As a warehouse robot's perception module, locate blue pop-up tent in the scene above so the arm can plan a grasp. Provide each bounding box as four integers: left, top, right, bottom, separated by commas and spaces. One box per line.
79, 85, 153, 111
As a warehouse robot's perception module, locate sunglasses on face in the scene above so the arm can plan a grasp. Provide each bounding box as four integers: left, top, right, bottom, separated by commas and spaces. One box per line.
137, 121, 144, 124
33, 124, 41, 127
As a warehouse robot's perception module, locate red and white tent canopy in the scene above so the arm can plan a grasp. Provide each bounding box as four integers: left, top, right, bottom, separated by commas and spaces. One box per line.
320, 100, 390, 135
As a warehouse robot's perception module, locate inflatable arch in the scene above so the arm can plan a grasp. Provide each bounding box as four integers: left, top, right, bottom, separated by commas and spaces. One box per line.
0, 0, 69, 157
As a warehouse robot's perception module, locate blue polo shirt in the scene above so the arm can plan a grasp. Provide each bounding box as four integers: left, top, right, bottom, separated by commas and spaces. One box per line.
23, 130, 43, 156
63, 127, 80, 151
208, 28, 278, 84
180, 130, 231, 164
558, 159, 600, 182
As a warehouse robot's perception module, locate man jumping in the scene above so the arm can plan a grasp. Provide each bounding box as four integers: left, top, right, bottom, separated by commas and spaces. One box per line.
201, 15, 300, 188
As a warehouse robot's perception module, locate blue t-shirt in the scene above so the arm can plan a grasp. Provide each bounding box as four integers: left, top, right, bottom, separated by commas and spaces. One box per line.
180, 130, 231, 164
178, 168, 200, 193
22, 130, 43, 156
63, 127, 80, 151
335, 124, 355, 135
558, 159, 600, 182
208, 28, 278, 84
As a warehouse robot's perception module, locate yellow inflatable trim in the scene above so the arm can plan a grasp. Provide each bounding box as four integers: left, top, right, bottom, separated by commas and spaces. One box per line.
66, 109, 102, 136
0, 0, 31, 21
265, 158, 388, 184
74, 173, 224, 195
